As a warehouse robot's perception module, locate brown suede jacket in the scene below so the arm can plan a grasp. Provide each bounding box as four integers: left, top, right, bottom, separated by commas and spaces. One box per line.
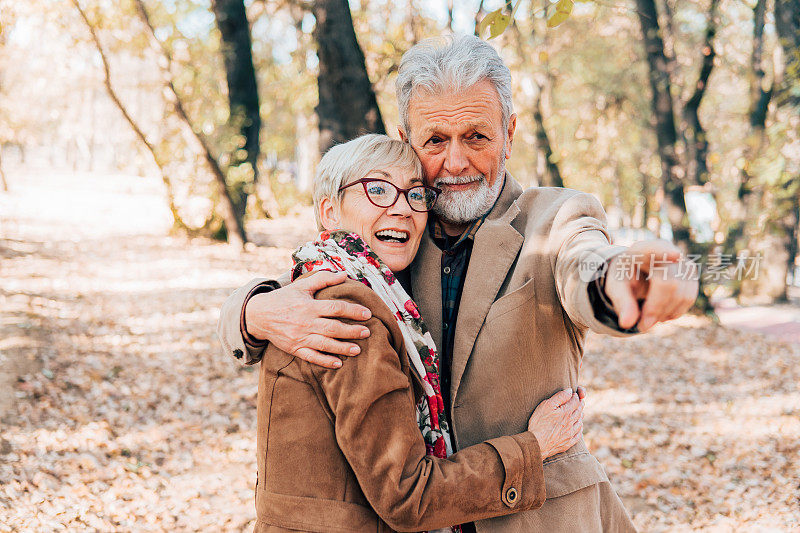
254, 279, 546, 532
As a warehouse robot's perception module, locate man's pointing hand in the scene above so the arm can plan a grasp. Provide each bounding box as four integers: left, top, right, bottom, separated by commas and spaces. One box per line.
603, 240, 699, 332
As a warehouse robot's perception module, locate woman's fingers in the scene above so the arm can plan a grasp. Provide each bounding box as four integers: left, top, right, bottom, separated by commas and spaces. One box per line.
567, 400, 584, 426
549, 388, 575, 409
570, 420, 583, 443
558, 392, 580, 414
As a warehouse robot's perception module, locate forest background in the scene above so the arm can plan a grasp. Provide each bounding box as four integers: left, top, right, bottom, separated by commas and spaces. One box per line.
0, 0, 799, 530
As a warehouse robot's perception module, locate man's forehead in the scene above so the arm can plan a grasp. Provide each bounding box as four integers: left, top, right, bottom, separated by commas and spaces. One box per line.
408, 81, 503, 134
419, 119, 493, 134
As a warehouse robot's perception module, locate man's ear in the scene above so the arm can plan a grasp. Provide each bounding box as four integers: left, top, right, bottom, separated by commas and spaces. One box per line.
505, 113, 517, 159
319, 197, 340, 230
398, 126, 408, 143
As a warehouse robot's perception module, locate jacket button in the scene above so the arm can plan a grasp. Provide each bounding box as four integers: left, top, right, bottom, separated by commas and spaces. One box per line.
506, 487, 518, 504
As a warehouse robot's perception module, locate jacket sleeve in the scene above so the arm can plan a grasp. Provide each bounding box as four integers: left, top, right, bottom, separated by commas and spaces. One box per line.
549, 191, 637, 338
216, 273, 289, 365
307, 284, 547, 532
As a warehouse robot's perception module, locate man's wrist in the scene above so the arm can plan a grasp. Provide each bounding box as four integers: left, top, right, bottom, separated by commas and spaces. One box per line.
587, 263, 639, 334
241, 280, 281, 347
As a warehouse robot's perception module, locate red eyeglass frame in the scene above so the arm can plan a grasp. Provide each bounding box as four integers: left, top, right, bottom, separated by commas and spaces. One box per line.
338, 178, 442, 213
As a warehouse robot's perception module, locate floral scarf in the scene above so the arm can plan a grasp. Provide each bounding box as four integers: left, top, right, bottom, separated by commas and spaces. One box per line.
292, 231, 460, 533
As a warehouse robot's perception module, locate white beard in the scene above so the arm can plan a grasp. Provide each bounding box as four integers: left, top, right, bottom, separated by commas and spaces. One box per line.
433, 158, 506, 225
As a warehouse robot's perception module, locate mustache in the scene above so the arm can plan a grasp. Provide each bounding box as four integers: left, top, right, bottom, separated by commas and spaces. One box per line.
433, 175, 485, 187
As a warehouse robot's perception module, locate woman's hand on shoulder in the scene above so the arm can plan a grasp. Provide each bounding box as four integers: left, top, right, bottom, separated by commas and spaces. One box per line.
527, 387, 585, 459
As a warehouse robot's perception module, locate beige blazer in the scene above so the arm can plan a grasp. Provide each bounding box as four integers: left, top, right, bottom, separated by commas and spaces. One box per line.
406, 178, 636, 532
218, 177, 638, 532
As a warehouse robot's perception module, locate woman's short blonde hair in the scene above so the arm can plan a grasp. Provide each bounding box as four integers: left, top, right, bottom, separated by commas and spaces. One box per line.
312, 134, 423, 229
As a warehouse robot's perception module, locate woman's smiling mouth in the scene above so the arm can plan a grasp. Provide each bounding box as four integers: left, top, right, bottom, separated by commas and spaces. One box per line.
375, 229, 410, 243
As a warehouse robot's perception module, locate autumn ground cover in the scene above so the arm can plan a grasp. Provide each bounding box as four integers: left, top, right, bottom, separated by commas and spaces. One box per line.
1, 171, 798, 532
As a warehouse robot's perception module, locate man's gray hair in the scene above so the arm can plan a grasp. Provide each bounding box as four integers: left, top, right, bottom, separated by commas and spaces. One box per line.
396, 34, 514, 137
312, 134, 422, 229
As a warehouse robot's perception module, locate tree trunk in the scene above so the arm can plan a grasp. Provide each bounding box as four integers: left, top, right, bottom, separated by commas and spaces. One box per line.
775, 0, 800, 300
779, 191, 800, 301
731, 0, 773, 296
474, 0, 486, 36
635, 0, 691, 248
446, 0, 454, 32
532, 90, 564, 188
134, 0, 246, 247
212, 0, 264, 222
774, 0, 800, 109
681, 0, 718, 186
509, 18, 564, 188
312, 0, 385, 154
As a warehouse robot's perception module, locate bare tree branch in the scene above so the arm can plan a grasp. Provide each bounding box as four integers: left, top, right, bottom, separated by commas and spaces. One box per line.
681, 0, 719, 186
134, 0, 246, 246
70, 0, 188, 233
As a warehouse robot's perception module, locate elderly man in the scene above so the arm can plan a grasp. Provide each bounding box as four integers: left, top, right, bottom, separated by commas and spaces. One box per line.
218, 35, 697, 532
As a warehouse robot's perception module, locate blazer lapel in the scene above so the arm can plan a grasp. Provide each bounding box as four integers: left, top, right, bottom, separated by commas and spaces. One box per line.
450, 178, 524, 403
411, 228, 443, 350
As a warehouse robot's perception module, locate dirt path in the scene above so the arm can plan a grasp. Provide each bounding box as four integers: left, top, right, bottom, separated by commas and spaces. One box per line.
1, 170, 798, 531
715, 299, 800, 344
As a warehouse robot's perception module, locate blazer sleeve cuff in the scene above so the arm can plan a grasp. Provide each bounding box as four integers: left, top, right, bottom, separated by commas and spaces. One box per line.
486, 432, 546, 511
241, 281, 282, 348
572, 245, 639, 337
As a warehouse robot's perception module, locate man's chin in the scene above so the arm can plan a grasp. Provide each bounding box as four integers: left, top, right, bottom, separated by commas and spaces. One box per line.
434, 190, 499, 223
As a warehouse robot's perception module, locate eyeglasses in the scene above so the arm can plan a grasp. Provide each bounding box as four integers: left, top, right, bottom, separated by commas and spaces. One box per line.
338, 178, 441, 213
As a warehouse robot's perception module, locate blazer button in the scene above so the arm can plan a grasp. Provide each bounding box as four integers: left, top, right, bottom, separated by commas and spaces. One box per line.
505, 487, 518, 504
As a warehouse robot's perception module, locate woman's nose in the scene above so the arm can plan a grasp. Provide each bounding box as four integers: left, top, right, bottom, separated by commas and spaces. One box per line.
386, 192, 413, 216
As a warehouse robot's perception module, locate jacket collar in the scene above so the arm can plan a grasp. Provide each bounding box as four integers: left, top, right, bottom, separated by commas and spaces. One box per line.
411, 173, 525, 402
449, 174, 524, 402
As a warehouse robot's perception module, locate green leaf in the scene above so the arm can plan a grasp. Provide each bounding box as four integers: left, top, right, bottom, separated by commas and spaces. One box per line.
556, 0, 574, 14
476, 8, 501, 38
547, 10, 570, 28
488, 14, 512, 39
477, 9, 512, 40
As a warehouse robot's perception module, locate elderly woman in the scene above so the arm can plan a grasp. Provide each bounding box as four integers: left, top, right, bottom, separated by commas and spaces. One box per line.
253, 134, 584, 533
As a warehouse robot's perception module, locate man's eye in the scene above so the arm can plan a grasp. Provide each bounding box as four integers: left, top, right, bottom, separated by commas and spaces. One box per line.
427, 136, 443, 145
470, 133, 487, 140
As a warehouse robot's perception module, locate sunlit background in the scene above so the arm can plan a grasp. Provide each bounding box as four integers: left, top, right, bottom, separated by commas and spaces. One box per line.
1, 0, 798, 530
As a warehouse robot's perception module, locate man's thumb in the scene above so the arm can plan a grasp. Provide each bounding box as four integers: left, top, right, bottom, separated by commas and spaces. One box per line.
605, 280, 640, 329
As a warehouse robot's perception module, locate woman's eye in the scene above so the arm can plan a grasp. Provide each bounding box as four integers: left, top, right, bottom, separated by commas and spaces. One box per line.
427, 136, 443, 145
408, 190, 424, 201
367, 184, 387, 195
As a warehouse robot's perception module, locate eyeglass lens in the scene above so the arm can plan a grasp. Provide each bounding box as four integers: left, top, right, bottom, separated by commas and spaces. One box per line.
364, 180, 437, 211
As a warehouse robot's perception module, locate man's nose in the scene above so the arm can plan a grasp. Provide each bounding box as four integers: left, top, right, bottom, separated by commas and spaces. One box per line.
443, 141, 469, 176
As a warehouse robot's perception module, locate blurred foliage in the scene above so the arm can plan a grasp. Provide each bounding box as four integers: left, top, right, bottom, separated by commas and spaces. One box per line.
0, 0, 797, 298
